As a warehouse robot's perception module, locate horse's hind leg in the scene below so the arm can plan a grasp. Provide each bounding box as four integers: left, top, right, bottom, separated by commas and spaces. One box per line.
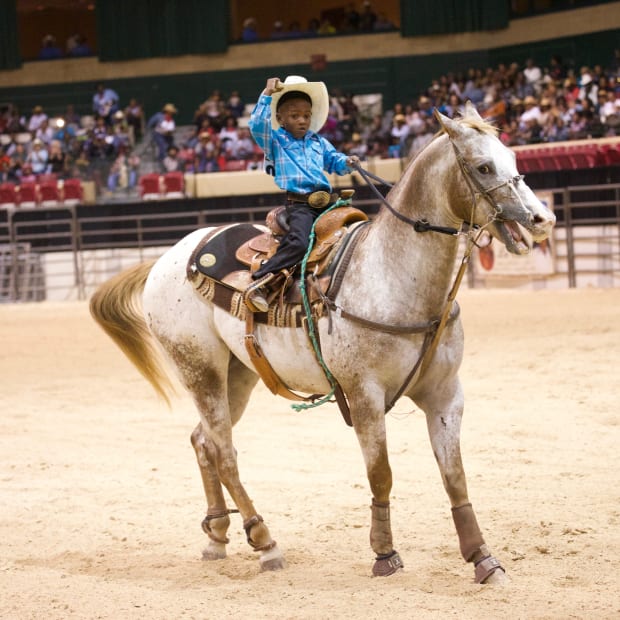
191, 423, 233, 560
190, 355, 259, 561
421, 382, 506, 584
187, 352, 285, 570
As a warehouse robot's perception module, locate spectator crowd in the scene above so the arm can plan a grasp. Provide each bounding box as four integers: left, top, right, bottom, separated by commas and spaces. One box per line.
1, 50, 619, 204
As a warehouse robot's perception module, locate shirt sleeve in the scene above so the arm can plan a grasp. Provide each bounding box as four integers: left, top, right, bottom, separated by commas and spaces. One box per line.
320, 136, 349, 175
248, 94, 273, 161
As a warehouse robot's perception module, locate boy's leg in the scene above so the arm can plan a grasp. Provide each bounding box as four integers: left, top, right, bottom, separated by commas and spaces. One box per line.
245, 205, 317, 312
253, 206, 316, 278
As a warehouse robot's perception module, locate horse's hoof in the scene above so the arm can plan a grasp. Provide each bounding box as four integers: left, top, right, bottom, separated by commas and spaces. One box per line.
372, 550, 404, 577
259, 546, 286, 571
474, 555, 507, 584
201, 543, 227, 561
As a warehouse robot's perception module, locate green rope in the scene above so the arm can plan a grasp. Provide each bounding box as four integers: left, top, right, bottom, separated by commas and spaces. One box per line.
291, 198, 351, 412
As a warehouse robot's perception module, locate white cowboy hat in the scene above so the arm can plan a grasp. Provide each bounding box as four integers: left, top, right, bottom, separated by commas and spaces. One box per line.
270, 75, 329, 133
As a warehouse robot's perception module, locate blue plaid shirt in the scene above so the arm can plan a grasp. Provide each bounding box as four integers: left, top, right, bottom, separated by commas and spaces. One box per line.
248, 94, 350, 194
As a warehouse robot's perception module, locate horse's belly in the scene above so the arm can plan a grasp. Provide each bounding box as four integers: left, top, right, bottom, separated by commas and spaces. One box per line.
214, 310, 332, 394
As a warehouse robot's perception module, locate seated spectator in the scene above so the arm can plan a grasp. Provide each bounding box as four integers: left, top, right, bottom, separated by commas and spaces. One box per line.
20, 162, 36, 183
317, 18, 337, 35
35, 118, 55, 145
38, 35, 62, 60
373, 12, 395, 31
26, 139, 49, 175
28, 106, 48, 134
390, 114, 409, 156
7, 143, 27, 182
359, 1, 377, 32
408, 119, 435, 160
286, 21, 303, 38
204, 90, 226, 129
62, 104, 81, 131
226, 91, 245, 119
230, 127, 255, 160
348, 132, 368, 160
599, 89, 619, 125
523, 58, 543, 94
219, 116, 239, 145
66, 33, 92, 57
162, 145, 182, 172
0, 148, 10, 183
343, 3, 360, 33
107, 146, 140, 193
47, 140, 67, 176
306, 18, 320, 37
518, 95, 542, 131
241, 17, 259, 42
5, 107, 25, 134
270, 20, 287, 39
194, 131, 220, 172
92, 83, 120, 125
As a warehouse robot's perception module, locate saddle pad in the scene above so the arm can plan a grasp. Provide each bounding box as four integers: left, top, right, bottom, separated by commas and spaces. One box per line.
191, 223, 266, 280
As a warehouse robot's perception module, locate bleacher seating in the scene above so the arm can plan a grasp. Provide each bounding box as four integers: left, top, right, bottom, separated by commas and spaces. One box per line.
17, 182, 38, 207
162, 171, 185, 198
39, 179, 61, 206
139, 173, 162, 200
0, 183, 17, 208
61, 178, 83, 205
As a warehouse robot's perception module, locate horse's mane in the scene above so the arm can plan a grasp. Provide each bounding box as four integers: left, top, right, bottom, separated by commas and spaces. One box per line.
436, 110, 499, 138
411, 110, 499, 163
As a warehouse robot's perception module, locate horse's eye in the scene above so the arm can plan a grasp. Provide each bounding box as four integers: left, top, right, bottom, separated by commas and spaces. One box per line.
477, 164, 491, 174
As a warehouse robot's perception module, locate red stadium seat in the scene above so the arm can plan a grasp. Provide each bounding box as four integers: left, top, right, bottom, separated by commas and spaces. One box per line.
39, 180, 61, 207
533, 147, 561, 171
62, 178, 83, 205
162, 171, 184, 198
550, 145, 574, 170
0, 183, 17, 208
566, 144, 599, 169
224, 159, 248, 172
139, 173, 162, 200
599, 144, 620, 166
516, 149, 539, 173
17, 182, 38, 207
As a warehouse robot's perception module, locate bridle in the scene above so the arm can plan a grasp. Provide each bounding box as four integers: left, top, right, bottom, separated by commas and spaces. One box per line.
344, 135, 529, 405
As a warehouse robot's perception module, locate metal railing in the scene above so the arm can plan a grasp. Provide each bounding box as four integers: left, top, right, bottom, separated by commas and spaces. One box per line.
0, 186, 619, 302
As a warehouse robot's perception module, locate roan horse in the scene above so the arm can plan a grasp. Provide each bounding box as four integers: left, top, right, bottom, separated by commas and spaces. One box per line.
90, 103, 555, 583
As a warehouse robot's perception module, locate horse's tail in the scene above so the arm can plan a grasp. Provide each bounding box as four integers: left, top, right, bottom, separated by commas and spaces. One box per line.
89, 260, 175, 405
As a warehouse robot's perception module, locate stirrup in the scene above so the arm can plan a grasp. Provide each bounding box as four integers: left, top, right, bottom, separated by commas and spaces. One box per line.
244, 273, 275, 313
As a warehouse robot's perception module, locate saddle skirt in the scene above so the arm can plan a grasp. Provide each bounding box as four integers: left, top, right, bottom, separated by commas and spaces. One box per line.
186, 205, 370, 327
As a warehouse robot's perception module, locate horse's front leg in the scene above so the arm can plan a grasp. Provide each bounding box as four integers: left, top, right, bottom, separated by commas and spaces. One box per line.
350, 392, 404, 577
420, 380, 506, 584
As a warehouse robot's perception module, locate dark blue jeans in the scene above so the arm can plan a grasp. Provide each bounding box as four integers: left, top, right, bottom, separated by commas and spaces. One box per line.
253, 203, 322, 279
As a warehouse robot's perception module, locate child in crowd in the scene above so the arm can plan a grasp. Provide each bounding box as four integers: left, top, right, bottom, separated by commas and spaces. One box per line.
244, 75, 360, 312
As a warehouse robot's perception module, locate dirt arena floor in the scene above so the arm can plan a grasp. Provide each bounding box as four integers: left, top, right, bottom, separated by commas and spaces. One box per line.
1, 288, 619, 619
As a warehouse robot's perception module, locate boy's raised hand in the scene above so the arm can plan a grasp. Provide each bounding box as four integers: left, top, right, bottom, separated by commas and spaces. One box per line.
265, 78, 284, 96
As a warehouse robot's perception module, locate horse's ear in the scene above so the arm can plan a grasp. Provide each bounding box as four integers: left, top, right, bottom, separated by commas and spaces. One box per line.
433, 108, 460, 138
463, 100, 483, 120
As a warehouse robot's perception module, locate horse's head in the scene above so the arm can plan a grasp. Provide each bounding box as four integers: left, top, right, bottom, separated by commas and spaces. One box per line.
434, 102, 555, 255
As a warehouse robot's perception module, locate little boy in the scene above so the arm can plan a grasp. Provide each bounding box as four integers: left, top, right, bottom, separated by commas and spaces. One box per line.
244, 75, 360, 312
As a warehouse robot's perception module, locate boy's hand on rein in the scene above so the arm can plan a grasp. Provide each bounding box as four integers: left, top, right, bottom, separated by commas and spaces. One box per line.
347, 155, 360, 168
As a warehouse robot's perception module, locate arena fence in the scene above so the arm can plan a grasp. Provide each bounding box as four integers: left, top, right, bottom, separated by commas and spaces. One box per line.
0, 184, 618, 302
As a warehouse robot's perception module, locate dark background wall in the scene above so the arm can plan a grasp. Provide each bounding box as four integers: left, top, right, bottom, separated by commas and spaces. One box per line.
0, 28, 617, 124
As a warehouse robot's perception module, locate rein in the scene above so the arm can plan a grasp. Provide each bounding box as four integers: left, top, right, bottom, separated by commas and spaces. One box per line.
344, 138, 522, 403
